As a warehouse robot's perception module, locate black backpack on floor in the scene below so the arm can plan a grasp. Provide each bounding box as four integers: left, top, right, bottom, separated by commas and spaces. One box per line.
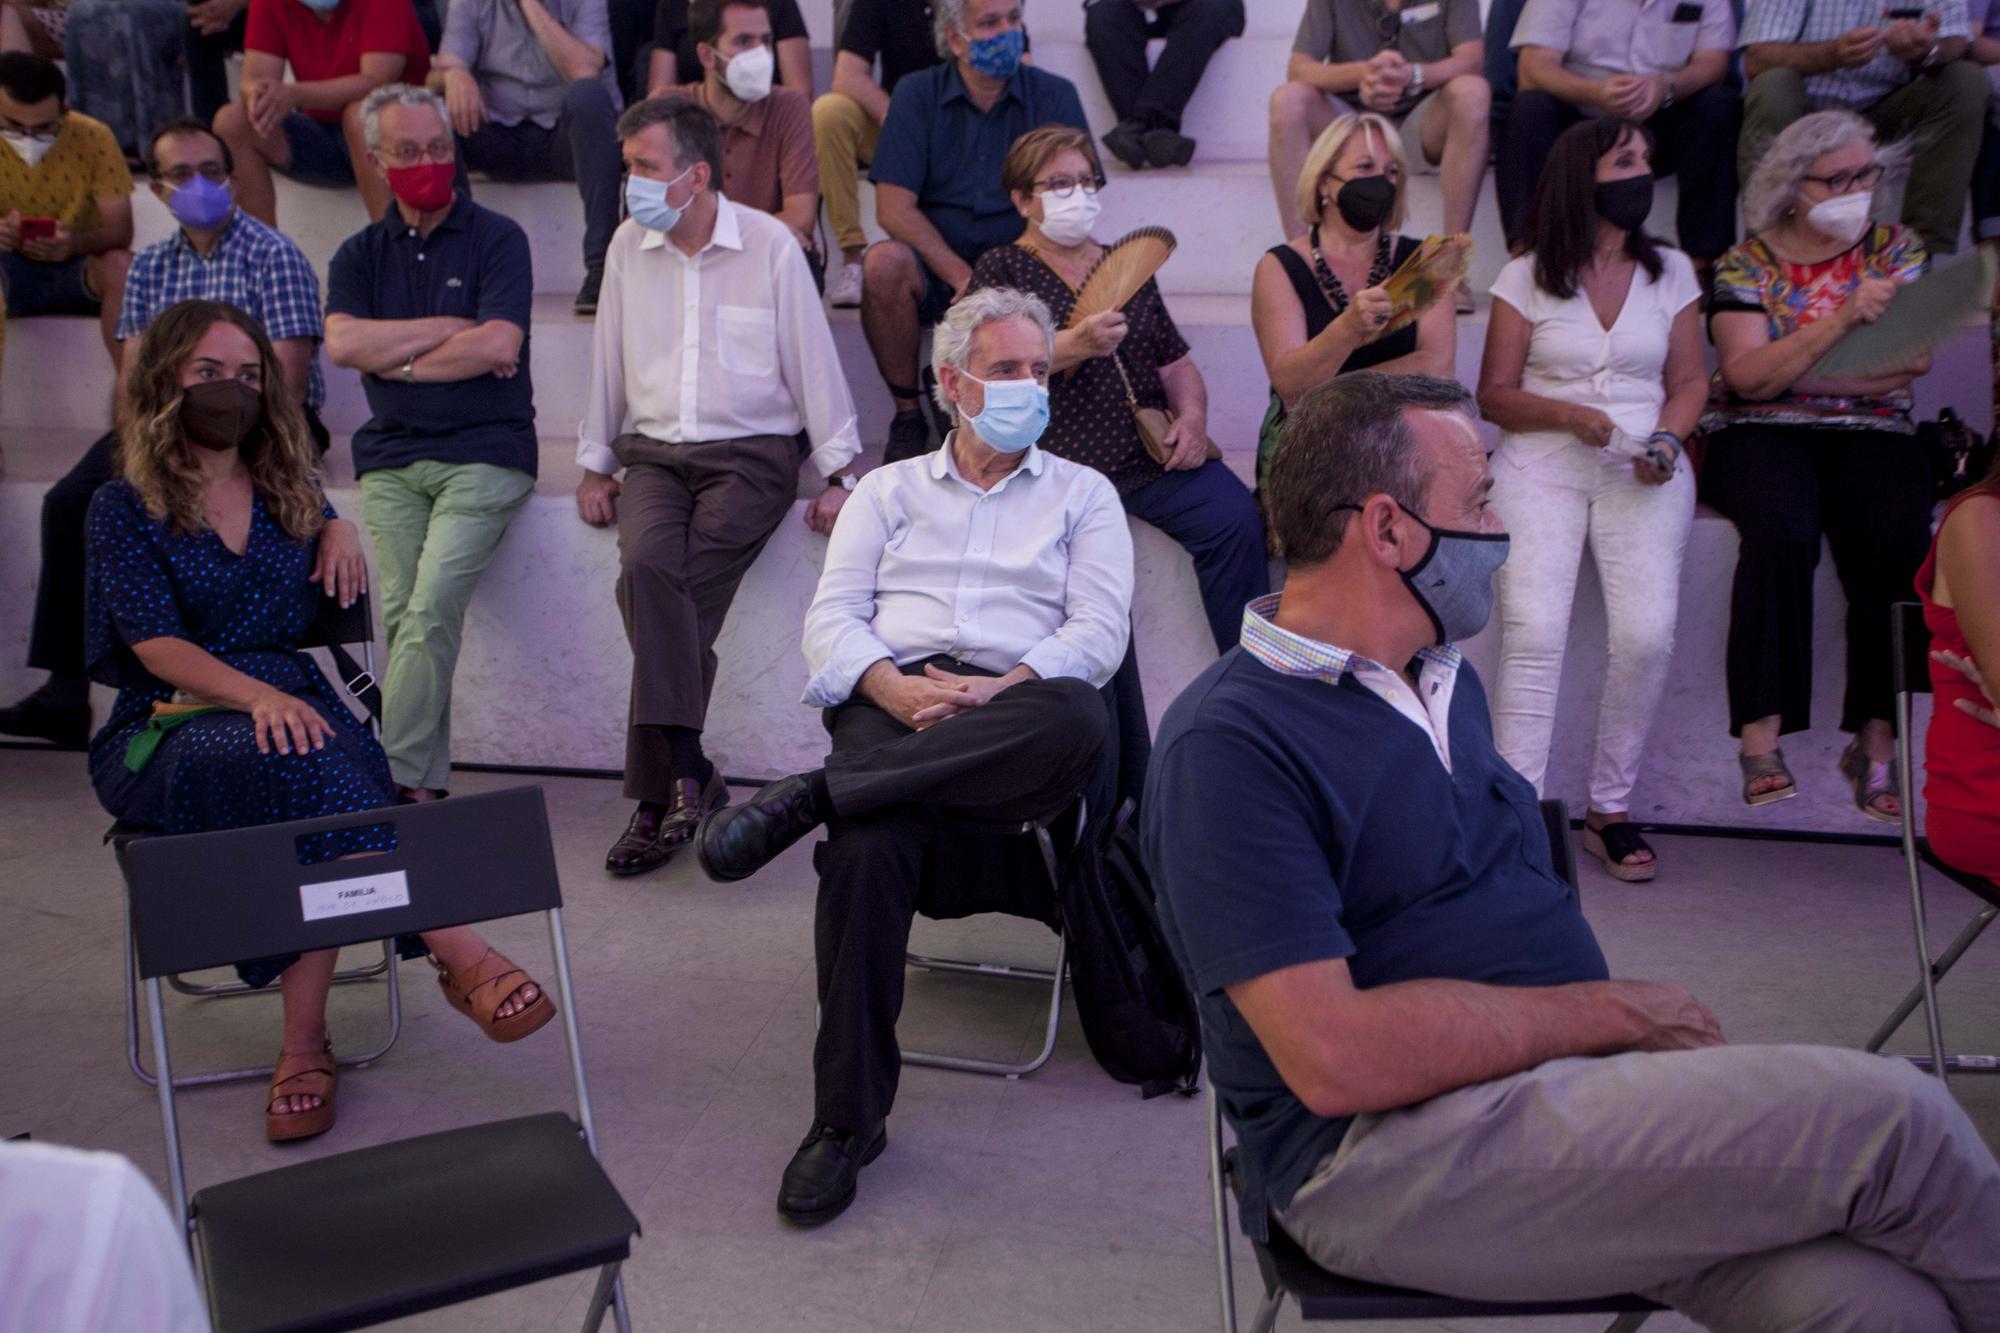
1059, 800, 1201, 1099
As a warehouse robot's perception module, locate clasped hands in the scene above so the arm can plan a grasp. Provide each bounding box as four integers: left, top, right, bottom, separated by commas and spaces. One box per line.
869, 662, 1022, 730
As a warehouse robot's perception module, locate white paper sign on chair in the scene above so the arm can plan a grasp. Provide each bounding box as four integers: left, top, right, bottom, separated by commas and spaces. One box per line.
300, 870, 412, 922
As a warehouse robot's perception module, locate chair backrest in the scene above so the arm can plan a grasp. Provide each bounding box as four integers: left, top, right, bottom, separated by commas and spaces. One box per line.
121, 787, 560, 980
1892, 601, 1932, 702
297, 589, 373, 651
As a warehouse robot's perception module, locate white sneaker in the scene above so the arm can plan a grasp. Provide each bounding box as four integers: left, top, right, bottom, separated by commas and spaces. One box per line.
828, 261, 864, 308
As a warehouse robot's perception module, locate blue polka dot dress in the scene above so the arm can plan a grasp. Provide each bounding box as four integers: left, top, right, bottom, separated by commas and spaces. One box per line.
84, 479, 413, 986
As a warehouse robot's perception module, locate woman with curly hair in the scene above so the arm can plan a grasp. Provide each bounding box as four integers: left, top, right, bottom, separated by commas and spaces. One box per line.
86, 299, 553, 1144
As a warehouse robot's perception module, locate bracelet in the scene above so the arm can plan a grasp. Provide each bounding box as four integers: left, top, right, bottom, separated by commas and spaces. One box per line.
1647, 430, 1684, 464
1918, 39, 1941, 69
401, 356, 416, 383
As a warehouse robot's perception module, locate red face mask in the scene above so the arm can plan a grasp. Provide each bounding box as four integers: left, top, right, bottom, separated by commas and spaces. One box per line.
385, 162, 455, 212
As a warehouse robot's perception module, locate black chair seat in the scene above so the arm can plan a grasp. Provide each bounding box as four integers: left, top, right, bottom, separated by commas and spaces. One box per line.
1257, 1216, 1665, 1321
193, 1113, 638, 1333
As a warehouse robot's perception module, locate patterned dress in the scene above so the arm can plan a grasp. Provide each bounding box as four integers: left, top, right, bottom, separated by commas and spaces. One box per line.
85, 479, 407, 986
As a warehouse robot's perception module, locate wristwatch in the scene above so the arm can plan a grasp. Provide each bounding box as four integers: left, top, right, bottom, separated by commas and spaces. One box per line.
830, 473, 857, 491
1409, 62, 1425, 94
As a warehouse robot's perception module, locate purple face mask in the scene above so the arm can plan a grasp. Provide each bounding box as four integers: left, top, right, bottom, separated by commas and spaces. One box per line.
167, 172, 234, 230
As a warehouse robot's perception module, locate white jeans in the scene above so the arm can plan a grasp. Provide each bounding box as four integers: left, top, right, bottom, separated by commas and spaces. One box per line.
1489, 440, 1695, 813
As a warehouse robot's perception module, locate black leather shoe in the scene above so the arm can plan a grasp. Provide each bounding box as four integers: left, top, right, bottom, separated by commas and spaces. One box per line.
1101, 119, 1148, 170
605, 804, 673, 877
882, 408, 934, 465
1141, 127, 1196, 168
573, 270, 601, 316
694, 774, 822, 882
777, 1121, 886, 1226
0, 685, 90, 749
659, 769, 729, 849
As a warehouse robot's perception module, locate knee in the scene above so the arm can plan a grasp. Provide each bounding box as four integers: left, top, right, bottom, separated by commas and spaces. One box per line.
1441, 73, 1491, 121
1507, 88, 1561, 125
1933, 58, 1991, 117
1035, 676, 1112, 752
1682, 81, 1741, 125
1607, 614, 1676, 668
812, 91, 856, 137
1081, 0, 1119, 43
1269, 81, 1321, 134
213, 101, 250, 142
1745, 66, 1806, 110
561, 76, 614, 120
619, 546, 688, 595
94, 248, 132, 286
861, 241, 918, 298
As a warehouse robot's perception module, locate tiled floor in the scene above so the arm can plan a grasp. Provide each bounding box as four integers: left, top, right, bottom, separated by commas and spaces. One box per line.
4, 745, 1997, 1332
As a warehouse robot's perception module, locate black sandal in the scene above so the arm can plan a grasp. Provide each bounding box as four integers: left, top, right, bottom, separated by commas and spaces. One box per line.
1583, 821, 1657, 883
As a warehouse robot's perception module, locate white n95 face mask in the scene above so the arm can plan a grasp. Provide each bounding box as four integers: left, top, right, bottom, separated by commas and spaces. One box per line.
1037, 188, 1101, 248
723, 43, 775, 103
1, 129, 55, 168
1806, 191, 1873, 246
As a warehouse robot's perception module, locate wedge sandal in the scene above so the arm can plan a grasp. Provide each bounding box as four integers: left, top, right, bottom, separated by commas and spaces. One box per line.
1838, 740, 1900, 825
1584, 822, 1658, 883
1738, 748, 1798, 806
431, 948, 555, 1044
266, 1041, 337, 1143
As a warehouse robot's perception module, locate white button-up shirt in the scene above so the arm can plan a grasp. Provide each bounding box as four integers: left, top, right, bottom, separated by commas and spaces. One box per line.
576, 196, 860, 478
802, 432, 1135, 707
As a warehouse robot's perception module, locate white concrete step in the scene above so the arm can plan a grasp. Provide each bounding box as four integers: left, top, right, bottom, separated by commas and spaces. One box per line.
792, 0, 1304, 48
1030, 35, 1292, 163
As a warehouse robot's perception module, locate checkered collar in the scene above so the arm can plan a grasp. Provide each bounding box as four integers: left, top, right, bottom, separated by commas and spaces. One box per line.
1238, 593, 1461, 684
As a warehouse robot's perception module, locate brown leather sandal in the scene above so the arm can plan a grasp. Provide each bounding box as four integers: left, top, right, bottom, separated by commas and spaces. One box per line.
430, 948, 555, 1044
266, 1041, 337, 1143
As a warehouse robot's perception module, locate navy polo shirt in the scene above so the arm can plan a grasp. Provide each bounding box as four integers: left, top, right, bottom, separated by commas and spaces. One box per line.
868, 61, 1088, 269
1142, 649, 1609, 1239
325, 194, 537, 477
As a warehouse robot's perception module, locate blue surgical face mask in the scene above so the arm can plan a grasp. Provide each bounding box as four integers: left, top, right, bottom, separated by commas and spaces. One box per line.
624, 163, 696, 233
1334, 500, 1510, 645
961, 373, 1049, 453
965, 25, 1025, 80
296, 0, 341, 14
166, 173, 234, 230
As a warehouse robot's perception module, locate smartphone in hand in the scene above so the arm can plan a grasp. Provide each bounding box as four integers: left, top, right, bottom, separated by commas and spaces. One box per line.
1883, 6, 1927, 18
18, 217, 57, 243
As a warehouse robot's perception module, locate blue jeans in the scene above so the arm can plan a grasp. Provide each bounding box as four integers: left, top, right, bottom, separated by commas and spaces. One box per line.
1121, 458, 1269, 652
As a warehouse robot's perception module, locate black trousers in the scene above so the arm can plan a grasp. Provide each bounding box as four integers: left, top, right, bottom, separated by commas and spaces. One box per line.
1082, 0, 1245, 132
812, 663, 1111, 1134
184, 11, 248, 125
25, 407, 330, 678
1699, 424, 1934, 737
1496, 85, 1742, 259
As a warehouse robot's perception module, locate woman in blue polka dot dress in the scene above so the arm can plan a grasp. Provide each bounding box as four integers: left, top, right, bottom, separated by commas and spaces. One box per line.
84, 299, 554, 1143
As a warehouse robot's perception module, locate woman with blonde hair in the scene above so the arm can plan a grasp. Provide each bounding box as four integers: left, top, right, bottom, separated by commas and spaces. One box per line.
965, 124, 1266, 651
85, 299, 554, 1144
1251, 111, 1455, 492
1702, 111, 1932, 822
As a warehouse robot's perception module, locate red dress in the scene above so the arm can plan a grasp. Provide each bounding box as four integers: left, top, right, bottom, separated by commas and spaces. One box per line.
1918, 489, 2000, 881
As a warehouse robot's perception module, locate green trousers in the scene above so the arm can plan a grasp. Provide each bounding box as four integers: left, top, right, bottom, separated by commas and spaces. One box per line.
360, 460, 534, 791
1739, 62, 1989, 255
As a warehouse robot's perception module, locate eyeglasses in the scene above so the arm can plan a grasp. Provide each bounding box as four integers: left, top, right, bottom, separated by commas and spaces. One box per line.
1801, 163, 1884, 194
1373, 5, 1400, 48
1032, 173, 1105, 199
377, 139, 456, 168
157, 163, 229, 186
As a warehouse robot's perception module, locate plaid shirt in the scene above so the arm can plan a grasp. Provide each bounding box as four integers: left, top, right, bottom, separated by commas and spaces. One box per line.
1239, 593, 1464, 771
1739, 0, 1970, 107
117, 210, 325, 409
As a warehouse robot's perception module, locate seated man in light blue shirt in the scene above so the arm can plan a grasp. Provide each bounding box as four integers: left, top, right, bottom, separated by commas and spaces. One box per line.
694, 286, 1135, 1228
431, 0, 623, 313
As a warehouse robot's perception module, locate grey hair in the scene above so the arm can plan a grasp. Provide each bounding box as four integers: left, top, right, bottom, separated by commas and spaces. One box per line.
1267, 371, 1475, 567
930, 286, 1056, 418
360, 83, 447, 151
1741, 109, 1907, 234
932, 0, 968, 57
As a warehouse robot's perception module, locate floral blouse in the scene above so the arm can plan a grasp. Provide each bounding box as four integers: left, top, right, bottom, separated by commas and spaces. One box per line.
1702, 222, 1928, 435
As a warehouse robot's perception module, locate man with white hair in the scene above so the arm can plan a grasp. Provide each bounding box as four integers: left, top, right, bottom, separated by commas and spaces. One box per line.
857, 0, 1087, 463
325, 83, 536, 803
695, 287, 1135, 1225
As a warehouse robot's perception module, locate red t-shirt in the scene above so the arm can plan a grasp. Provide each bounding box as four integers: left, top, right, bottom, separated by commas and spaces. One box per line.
1919, 487, 2000, 881
245, 0, 432, 125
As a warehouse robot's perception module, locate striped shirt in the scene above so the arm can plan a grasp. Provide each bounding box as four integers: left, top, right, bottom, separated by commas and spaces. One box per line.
1739, 0, 1970, 107
116, 209, 325, 409
1239, 593, 1464, 772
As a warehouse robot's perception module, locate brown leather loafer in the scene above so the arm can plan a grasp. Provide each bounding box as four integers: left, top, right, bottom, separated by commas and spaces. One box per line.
605, 804, 672, 877
659, 770, 729, 850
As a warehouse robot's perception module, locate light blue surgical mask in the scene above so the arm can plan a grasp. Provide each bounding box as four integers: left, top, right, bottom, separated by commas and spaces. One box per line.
965, 26, 1025, 80
625, 163, 696, 234
961, 374, 1049, 453
296, 0, 341, 14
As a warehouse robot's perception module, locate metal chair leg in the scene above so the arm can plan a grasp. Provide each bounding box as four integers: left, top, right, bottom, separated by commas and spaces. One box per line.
1207, 1081, 1239, 1333
1245, 1291, 1283, 1333
1606, 1312, 1654, 1332
902, 934, 1066, 1077
1893, 698, 1953, 1085
167, 949, 391, 997
581, 1262, 624, 1333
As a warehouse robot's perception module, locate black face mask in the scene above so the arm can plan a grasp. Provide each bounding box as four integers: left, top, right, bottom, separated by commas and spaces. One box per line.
1593, 173, 1655, 234
179, 378, 262, 453
1331, 174, 1398, 233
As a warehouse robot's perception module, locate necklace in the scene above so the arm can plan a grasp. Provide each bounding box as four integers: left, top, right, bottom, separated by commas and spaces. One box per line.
1309, 226, 1395, 317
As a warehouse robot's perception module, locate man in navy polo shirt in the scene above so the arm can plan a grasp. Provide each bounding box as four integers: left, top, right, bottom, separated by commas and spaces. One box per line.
325, 83, 536, 803
1145, 372, 2000, 1327
858, 0, 1085, 463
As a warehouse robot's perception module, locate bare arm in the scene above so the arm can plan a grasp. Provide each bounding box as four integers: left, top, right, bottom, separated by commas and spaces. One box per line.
1655, 300, 1709, 440
876, 183, 971, 292
324, 312, 475, 374
287, 50, 408, 114
516, 0, 605, 81
1228, 957, 1722, 1119
777, 34, 812, 97
271, 336, 315, 405
1253, 251, 1368, 406
645, 45, 675, 97
1745, 38, 1856, 79
1710, 299, 1917, 401
401, 319, 524, 382
1159, 352, 1207, 424
831, 50, 890, 121
1676, 47, 1730, 96
73, 194, 133, 255
1514, 46, 1606, 105
130, 637, 340, 755
1416, 37, 1485, 87
1285, 48, 1374, 94
1972, 32, 2000, 62
777, 191, 817, 243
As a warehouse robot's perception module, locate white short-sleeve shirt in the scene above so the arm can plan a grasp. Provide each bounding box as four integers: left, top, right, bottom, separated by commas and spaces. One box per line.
1487, 248, 1701, 468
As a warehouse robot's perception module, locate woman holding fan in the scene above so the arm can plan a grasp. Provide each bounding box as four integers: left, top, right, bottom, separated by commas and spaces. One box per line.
967, 125, 1267, 653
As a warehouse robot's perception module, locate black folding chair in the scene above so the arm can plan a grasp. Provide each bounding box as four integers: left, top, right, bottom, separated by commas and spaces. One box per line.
120, 786, 639, 1333
1204, 800, 1664, 1332
115, 590, 401, 1089
1865, 603, 2000, 1082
